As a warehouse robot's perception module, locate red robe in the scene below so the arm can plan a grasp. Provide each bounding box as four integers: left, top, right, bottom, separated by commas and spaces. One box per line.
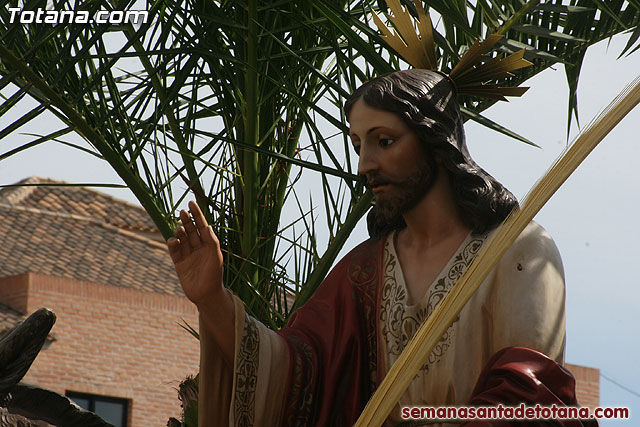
200, 236, 596, 426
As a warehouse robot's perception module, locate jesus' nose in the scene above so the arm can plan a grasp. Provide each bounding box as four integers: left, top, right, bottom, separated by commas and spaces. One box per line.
357, 144, 379, 176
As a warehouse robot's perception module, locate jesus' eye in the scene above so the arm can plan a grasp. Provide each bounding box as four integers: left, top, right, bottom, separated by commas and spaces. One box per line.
353, 144, 361, 155
379, 138, 395, 147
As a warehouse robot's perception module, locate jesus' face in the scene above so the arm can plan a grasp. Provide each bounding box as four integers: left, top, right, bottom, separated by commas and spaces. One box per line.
347, 98, 437, 224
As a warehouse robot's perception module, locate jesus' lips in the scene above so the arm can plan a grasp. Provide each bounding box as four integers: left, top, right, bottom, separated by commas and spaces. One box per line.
364, 176, 394, 193
371, 183, 391, 193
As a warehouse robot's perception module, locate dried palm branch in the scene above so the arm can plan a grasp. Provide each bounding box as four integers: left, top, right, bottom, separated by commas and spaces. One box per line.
372, 0, 533, 100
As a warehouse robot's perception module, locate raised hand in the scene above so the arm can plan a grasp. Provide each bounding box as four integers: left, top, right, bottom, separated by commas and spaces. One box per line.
167, 200, 224, 308
167, 200, 235, 365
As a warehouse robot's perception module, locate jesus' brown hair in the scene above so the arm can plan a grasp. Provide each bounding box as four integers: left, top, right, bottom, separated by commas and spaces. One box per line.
344, 69, 518, 239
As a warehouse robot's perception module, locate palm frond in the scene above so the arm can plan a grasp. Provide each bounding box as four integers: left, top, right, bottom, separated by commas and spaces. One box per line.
0, 0, 638, 328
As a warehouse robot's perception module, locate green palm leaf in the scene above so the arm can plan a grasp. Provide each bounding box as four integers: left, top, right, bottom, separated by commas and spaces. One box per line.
0, 0, 638, 328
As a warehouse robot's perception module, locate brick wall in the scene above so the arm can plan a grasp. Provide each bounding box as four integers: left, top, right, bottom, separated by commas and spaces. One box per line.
566, 363, 600, 410
1, 273, 200, 426
0, 273, 30, 313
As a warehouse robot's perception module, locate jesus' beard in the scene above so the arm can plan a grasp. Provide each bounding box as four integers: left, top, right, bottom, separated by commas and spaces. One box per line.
367, 155, 438, 229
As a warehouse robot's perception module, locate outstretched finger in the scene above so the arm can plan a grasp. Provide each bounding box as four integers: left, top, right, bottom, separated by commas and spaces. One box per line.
175, 225, 192, 259
167, 237, 182, 263
189, 200, 217, 244
180, 209, 202, 249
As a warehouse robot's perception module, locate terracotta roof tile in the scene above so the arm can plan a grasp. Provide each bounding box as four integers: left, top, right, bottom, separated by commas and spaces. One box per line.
0, 179, 183, 296
0, 177, 157, 232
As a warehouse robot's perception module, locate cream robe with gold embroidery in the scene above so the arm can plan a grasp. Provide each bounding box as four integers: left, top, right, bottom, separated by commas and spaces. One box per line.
199, 221, 566, 426
380, 221, 566, 426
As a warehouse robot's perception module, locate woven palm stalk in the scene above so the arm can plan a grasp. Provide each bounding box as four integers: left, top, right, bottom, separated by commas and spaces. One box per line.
355, 75, 640, 427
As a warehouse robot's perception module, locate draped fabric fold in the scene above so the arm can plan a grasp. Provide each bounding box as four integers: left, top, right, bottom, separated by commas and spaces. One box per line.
276, 237, 381, 425
199, 239, 382, 426
464, 346, 599, 427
